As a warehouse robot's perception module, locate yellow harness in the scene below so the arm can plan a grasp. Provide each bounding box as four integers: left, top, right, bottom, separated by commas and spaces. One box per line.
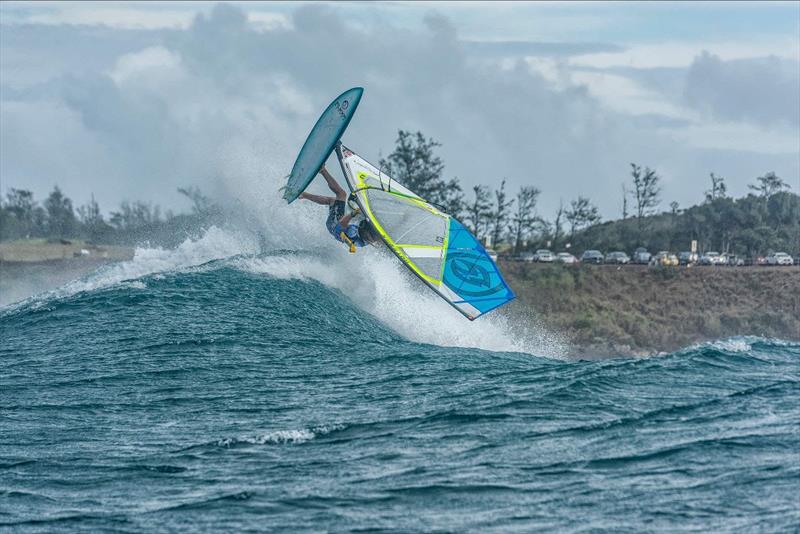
339, 206, 361, 253
340, 231, 357, 253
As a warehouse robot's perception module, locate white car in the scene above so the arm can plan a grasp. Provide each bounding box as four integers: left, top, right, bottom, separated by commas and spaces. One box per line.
556, 252, 577, 264
699, 252, 725, 266
487, 249, 499, 262
767, 252, 794, 266
535, 249, 554, 262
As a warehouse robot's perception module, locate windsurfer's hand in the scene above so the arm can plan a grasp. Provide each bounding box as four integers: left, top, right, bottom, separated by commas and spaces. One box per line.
319, 165, 327, 175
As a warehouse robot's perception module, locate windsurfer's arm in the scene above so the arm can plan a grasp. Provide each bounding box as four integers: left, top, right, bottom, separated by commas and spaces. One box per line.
299, 192, 335, 205
338, 212, 356, 227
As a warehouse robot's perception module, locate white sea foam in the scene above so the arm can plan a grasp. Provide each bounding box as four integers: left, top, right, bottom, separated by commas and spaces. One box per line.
10, 226, 260, 310
695, 337, 755, 353
217, 425, 343, 446
8, 146, 566, 357
234, 247, 567, 358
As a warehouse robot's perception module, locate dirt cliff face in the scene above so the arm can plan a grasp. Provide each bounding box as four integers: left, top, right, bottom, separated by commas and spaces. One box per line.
502, 262, 800, 356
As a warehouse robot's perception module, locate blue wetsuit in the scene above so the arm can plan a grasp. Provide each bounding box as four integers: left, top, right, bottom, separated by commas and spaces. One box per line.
326, 200, 366, 248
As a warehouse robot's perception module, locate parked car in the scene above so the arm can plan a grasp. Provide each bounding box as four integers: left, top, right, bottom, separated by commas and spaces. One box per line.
755, 256, 768, 266
487, 249, 498, 262
652, 251, 679, 266
725, 255, 745, 266
581, 250, 604, 264
767, 252, 794, 266
632, 247, 651, 264
605, 251, 630, 265
534, 249, 554, 263
678, 251, 698, 265
699, 251, 725, 266
518, 251, 536, 262
556, 252, 578, 264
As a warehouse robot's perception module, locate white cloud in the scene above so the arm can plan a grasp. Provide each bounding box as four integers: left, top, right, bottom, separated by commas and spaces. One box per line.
570, 39, 800, 70
22, 6, 196, 30
109, 46, 182, 84
676, 121, 800, 155
567, 69, 691, 119
1, 1, 291, 31
1, 2, 798, 221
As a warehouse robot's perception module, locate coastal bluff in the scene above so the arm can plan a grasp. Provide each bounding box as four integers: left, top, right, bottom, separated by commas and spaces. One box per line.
502, 261, 799, 357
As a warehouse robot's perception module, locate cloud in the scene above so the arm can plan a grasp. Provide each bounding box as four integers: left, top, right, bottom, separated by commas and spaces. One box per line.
1, 2, 798, 223
463, 40, 625, 59
684, 51, 800, 127
569, 39, 800, 70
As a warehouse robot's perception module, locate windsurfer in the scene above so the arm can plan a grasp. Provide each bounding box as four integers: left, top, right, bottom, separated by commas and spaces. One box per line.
299, 165, 379, 250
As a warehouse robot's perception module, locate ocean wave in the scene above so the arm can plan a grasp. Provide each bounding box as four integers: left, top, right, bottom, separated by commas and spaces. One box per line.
215, 425, 346, 448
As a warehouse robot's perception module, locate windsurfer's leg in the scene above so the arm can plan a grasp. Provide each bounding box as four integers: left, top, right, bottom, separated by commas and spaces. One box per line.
320, 167, 347, 201
299, 192, 335, 205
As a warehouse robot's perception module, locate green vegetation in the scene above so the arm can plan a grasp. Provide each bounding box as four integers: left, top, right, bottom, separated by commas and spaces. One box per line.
503, 262, 800, 355
569, 191, 799, 257
3, 129, 797, 261
380, 130, 799, 257
0, 186, 221, 247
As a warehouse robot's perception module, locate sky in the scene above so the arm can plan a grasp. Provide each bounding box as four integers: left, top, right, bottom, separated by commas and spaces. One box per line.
1, 1, 799, 221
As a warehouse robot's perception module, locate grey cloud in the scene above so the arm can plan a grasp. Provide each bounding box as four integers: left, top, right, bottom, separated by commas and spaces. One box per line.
0, 23, 172, 87
463, 40, 625, 59
684, 51, 800, 127
575, 65, 689, 100
1, 3, 798, 221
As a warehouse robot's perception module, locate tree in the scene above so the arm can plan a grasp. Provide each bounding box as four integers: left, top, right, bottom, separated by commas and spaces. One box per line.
552, 199, 565, 250
44, 186, 76, 238
440, 177, 465, 219
3, 188, 37, 238
464, 185, 493, 241
565, 196, 601, 239
178, 186, 216, 216
749, 172, 791, 198
379, 130, 453, 207
621, 183, 629, 220
109, 200, 161, 231
705, 172, 727, 202
630, 163, 661, 239
509, 186, 540, 253
77, 194, 110, 242
489, 179, 514, 247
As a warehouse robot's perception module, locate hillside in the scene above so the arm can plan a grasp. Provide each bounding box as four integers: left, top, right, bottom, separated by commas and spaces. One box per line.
502, 262, 800, 357
561, 192, 800, 259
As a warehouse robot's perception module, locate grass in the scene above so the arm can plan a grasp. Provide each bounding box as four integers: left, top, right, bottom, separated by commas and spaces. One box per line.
502, 262, 800, 355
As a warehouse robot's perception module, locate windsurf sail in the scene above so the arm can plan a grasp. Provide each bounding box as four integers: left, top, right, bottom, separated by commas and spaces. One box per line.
336, 144, 515, 320
283, 87, 363, 203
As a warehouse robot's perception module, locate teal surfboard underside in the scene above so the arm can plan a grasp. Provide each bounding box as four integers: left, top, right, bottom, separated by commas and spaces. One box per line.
283, 87, 363, 203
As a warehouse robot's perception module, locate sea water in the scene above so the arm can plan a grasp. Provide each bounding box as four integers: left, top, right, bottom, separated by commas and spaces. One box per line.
1, 228, 798, 532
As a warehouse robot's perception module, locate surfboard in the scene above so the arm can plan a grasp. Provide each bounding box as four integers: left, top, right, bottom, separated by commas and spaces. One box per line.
282, 87, 364, 203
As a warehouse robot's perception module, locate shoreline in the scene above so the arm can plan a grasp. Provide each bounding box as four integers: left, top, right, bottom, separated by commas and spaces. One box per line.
3, 252, 797, 357
501, 261, 800, 357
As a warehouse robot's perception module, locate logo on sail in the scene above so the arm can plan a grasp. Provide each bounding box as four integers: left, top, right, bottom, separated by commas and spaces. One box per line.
445, 253, 505, 297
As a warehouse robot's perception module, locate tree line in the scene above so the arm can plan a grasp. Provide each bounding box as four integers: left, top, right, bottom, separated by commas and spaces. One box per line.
0, 186, 219, 247
2, 129, 796, 258
380, 130, 798, 256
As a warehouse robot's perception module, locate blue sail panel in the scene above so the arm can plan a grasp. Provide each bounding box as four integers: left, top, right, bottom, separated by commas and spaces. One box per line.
442, 219, 515, 317
283, 87, 363, 203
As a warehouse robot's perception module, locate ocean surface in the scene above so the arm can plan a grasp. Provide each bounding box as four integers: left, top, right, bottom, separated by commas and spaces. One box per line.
2, 228, 799, 532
